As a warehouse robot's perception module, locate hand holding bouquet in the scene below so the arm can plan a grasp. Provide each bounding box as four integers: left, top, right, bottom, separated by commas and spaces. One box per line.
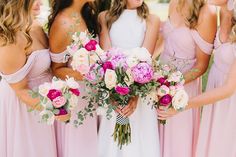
31, 77, 81, 125
154, 63, 189, 125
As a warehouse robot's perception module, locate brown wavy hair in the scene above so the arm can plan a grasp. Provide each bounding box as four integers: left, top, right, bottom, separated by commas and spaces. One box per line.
106, 0, 149, 29
47, 0, 100, 36
177, 0, 205, 29
0, 0, 33, 49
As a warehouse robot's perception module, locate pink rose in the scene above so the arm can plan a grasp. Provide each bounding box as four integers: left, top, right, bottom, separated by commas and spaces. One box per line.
47, 89, 62, 101
115, 86, 130, 95
53, 96, 67, 108
159, 94, 172, 106
70, 88, 80, 96
84, 40, 97, 51
164, 81, 171, 87
102, 61, 114, 72
56, 108, 68, 116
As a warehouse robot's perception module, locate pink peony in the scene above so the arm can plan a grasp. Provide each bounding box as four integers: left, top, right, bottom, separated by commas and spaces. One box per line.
70, 88, 80, 96
84, 40, 97, 51
85, 64, 104, 84
47, 89, 62, 101
131, 63, 154, 84
159, 94, 172, 106
115, 86, 130, 95
52, 96, 67, 108
102, 61, 114, 72
56, 108, 68, 116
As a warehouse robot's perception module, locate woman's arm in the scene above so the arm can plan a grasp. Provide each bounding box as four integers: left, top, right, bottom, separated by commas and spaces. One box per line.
49, 16, 83, 81
184, 5, 217, 84
98, 11, 112, 51
157, 60, 236, 120
142, 14, 160, 55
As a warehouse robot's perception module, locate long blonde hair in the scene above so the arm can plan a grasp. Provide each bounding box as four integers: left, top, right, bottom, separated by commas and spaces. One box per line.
0, 0, 34, 49
177, 0, 205, 29
230, 2, 236, 42
106, 0, 149, 29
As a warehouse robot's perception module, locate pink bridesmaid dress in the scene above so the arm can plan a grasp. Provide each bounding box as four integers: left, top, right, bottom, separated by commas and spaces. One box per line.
50, 51, 98, 157
196, 30, 236, 157
159, 19, 213, 157
0, 50, 57, 157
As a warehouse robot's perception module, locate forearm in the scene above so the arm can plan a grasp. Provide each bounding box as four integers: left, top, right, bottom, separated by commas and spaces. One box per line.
184, 65, 207, 84
52, 67, 83, 81
187, 85, 234, 109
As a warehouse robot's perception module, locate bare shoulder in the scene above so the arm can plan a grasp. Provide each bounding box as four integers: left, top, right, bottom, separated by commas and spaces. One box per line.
49, 13, 74, 53
147, 14, 160, 25
0, 39, 27, 75
197, 4, 217, 43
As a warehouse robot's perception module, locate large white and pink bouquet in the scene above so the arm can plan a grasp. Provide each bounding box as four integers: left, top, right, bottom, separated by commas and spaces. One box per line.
154, 63, 189, 124
84, 47, 158, 148
67, 31, 105, 75
32, 77, 81, 125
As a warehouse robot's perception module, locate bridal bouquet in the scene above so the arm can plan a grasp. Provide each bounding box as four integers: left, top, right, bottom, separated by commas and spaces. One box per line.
67, 31, 105, 75
154, 63, 189, 124
31, 77, 81, 125
84, 47, 158, 148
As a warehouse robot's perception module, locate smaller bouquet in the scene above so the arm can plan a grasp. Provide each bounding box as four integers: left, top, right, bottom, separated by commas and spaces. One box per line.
154, 63, 189, 125
67, 31, 105, 75
32, 77, 81, 125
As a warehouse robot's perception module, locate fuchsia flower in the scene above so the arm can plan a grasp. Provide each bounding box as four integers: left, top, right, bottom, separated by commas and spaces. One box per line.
56, 108, 68, 116
85, 40, 97, 51
131, 63, 154, 84
157, 77, 166, 85
159, 94, 172, 106
102, 61, 114, 72
70, 89, 80, 96
115, 86, 130, 95
47, 89, 62, 101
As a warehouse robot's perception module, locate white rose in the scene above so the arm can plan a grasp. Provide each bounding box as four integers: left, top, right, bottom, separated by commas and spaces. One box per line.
71, 48, 89, 70
130, 47, 152, 64
39, 110, 55, 125
66, 77, 80, 89
38, 82, 51, 97
126, 55, 139, 68
72, 32, 80, 43
79, 31, 90, 46
172, 89, 189, 111
124, 68, 134, 86
68, 94, 79, 110
51, 79, 67, 90
95, 45, 105, 55
104, 69, 117, 90
146, 90, 158, 102
168, 71, 183, 83
157, 85, 170, 97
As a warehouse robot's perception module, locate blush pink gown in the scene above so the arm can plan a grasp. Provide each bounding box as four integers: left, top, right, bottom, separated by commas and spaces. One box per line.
159, 19, 213, 157
50, 51, 98, 157
195, 30, 236, 157
0, 50, 57, 157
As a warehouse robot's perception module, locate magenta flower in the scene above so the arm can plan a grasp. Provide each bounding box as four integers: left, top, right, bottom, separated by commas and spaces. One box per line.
164, 81, 171, 87
56, 108, 68, 116
115, 86, 130, 95
159, 94, 172, 106
70, 88, 80, 96
157, 77, 166, 85
47, 89, 62, 101
131, 63, 154, 84
102, 61, 114, 72
85, 40, 97, 51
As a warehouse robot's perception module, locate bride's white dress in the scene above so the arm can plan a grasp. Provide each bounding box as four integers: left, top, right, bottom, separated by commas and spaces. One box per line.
98, 9, 160, 157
